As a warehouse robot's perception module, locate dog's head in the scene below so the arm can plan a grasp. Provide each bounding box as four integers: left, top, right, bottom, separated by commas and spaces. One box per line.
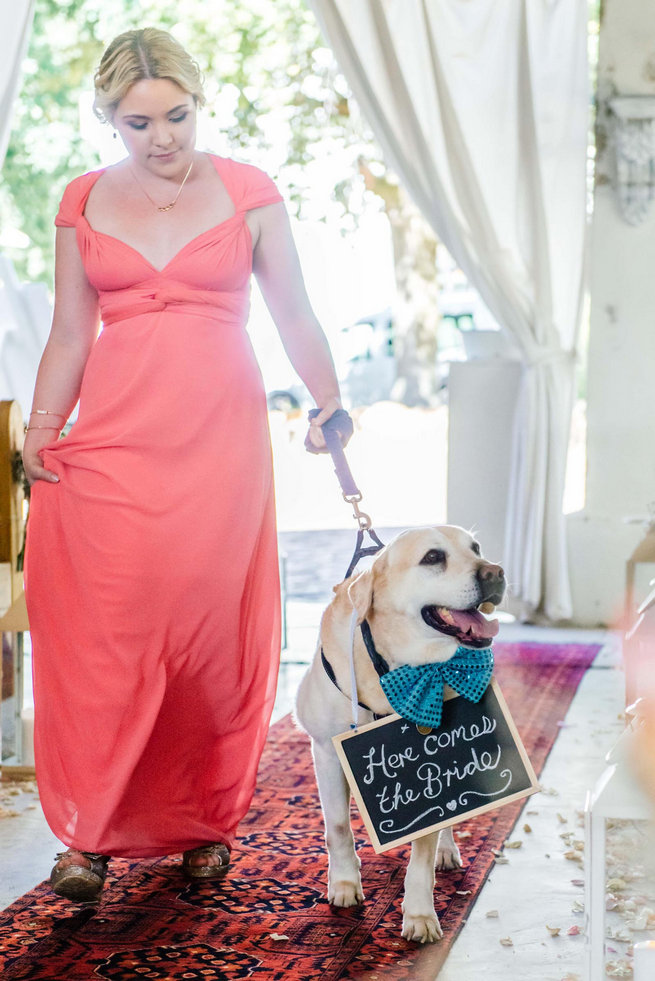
346, 525, 505, 662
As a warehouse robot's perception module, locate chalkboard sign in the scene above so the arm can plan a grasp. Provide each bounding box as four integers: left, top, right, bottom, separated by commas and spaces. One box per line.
332, 679, 539, 853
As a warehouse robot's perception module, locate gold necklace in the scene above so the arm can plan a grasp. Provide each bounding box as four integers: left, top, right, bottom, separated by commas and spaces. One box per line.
130, 158, 194, 212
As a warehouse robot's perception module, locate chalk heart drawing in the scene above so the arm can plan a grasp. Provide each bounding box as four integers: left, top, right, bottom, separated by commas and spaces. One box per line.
446, 800, 457, 812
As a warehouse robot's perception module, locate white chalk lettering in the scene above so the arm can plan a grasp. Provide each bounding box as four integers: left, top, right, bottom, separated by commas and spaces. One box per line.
362, 743, 419, 785
376, 781, 421, 813
423, 715, 496, 756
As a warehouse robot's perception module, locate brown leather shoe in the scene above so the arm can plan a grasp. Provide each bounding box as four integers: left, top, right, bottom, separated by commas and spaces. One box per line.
182, 843, 231, 879
50, 850, 110, 902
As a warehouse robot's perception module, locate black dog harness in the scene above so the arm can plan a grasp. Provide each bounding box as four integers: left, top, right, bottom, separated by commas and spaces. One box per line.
321, 619, 391, 720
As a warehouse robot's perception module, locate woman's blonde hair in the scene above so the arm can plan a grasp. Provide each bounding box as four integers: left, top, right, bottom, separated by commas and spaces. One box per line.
93, 28, 206, 124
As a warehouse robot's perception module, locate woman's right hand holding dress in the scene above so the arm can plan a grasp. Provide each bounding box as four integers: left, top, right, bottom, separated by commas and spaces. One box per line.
23, 426, 62, 485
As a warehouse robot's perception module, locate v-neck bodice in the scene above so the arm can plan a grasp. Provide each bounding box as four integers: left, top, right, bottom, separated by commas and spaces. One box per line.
55, 154, 283, 327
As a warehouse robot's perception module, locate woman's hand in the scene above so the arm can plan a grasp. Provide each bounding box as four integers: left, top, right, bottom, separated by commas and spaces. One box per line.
306, 396, 343, 452
23, 430, 60, 485
304, 402, 355, 455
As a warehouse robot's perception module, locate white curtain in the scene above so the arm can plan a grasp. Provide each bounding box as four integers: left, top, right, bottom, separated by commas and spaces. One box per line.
308, 0, 588, 620
0, 2, 34, 168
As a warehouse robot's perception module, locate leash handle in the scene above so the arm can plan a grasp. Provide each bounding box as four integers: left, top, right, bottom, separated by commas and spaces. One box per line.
323, 425, 360, 498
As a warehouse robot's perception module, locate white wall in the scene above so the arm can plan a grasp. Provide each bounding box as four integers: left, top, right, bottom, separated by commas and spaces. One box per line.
567, 0, 655, 625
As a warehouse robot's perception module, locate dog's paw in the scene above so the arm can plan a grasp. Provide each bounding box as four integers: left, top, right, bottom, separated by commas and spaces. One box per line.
328, 879, 365, 907
436, 839, 462, 871
402, 912, 443, 944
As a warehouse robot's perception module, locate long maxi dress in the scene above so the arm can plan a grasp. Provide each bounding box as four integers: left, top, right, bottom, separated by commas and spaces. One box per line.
24, 154, 282, 858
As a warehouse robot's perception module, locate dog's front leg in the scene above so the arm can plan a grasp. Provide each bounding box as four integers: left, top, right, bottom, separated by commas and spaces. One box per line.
402, 832, 443, 943
436, 825, 462, 870
311, 737, 364, 907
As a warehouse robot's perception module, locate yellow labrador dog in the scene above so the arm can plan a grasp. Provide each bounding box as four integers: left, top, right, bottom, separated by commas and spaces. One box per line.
295, 525, 505, 944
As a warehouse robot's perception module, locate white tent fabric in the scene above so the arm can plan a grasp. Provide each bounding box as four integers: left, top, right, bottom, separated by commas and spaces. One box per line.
308, 0, 588, 620
0, 2, 34, 168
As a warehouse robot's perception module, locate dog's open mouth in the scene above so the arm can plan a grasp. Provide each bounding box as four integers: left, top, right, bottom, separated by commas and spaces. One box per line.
421, 604, 499, 649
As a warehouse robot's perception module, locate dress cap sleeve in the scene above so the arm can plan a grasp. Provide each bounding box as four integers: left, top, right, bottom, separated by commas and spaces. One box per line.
235, 162, 284, 211
54, 173, 98, 228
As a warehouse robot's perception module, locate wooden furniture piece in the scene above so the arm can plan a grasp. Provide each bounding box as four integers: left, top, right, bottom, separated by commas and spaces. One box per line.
0, 399, 31, 777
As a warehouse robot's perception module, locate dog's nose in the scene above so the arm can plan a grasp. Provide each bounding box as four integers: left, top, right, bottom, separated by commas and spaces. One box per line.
476, 563, 506, 602
479, 563, 504, 582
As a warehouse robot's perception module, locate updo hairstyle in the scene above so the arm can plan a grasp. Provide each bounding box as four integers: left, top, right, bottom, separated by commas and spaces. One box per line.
93, 27, 206, 124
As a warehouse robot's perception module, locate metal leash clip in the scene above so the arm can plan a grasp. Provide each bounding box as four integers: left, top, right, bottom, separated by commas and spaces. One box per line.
344, 492, 372, 531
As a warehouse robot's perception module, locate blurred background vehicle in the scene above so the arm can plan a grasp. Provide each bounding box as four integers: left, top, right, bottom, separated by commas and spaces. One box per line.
266, 284, 505, 412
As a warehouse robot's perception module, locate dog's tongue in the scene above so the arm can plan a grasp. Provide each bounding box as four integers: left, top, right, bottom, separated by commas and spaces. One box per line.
439, 607, 499, 643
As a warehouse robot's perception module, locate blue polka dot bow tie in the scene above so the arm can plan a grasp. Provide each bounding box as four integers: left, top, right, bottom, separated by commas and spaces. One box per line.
379, 646, 494, 728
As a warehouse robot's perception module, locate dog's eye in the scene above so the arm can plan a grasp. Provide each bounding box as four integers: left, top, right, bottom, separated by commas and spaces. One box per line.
471, 541, 481, 556
420, 549, 447, 566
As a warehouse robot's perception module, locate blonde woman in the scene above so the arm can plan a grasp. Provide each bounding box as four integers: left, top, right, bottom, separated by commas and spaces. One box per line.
23, 27, 347, 901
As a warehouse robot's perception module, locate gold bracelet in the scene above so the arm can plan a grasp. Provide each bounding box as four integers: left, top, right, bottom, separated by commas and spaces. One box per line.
25, 425, 61, 432
30, 409, 65, 417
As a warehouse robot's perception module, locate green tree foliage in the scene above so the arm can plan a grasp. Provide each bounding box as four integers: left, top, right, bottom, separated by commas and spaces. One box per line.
2, 0, 444, 404
1, 0, 378, 283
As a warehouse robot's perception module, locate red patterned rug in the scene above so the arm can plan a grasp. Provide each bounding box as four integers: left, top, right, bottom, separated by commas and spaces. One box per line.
0, 641, 599, 980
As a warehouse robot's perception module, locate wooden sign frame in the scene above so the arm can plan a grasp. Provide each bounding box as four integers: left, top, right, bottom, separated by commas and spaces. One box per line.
332, 678, 540, 854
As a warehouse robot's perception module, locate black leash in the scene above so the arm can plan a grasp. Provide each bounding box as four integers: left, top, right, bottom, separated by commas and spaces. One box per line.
311, 409, 389, 721
319, 419, 386, 579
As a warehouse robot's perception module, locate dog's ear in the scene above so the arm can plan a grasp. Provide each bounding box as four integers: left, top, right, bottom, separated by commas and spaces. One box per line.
347, 568, 374, 621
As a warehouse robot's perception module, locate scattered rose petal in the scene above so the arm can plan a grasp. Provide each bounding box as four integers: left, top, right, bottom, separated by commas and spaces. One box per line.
541, 787, 559, 796
605, 959, 633, 977
523, 823, 532, 833
269, 933, 289, 941
495, 856, 510, 865
456, 890, 471, 896
564, 851, 582, 862
567, 925, 581, 936
505, 840, 522, 849
629, 911, 649, 931
546, 925, 561, 937
499, 936, 513, 946
571, 879, 584, 887
607, 878, 628, 891
572, 900, 585, 913
527, 809, 539, 815
557, 813, 568, 824
573, 840, 584, 851
485, 910, 499, 918
606, 893, 620, 911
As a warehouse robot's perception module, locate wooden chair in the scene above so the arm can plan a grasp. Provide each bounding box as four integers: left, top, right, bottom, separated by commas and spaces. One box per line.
0, 399, 31, 777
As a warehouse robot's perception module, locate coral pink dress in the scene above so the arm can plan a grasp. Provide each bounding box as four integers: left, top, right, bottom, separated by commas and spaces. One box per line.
25, 154, 282, 858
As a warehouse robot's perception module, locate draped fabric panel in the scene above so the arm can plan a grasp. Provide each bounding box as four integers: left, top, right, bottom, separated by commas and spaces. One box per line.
0, 2, 34, 168
308, 0, 588, 619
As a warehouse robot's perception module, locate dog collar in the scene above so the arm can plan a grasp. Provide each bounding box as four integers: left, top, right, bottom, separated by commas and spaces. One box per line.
379, 646, 494, 728
321, 620, 493, 728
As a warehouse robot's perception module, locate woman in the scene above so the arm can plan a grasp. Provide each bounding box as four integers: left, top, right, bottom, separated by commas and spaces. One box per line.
23, 27, 346, 902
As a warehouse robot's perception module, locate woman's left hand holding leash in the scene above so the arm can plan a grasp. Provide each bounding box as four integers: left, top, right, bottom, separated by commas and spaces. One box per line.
305, 398, 354, 454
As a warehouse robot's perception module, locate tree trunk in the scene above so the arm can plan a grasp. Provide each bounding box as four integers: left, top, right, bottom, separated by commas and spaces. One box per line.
359, 160, 441, 407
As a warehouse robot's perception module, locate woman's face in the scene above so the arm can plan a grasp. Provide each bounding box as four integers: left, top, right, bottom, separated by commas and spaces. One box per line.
114, 78, 197, 176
